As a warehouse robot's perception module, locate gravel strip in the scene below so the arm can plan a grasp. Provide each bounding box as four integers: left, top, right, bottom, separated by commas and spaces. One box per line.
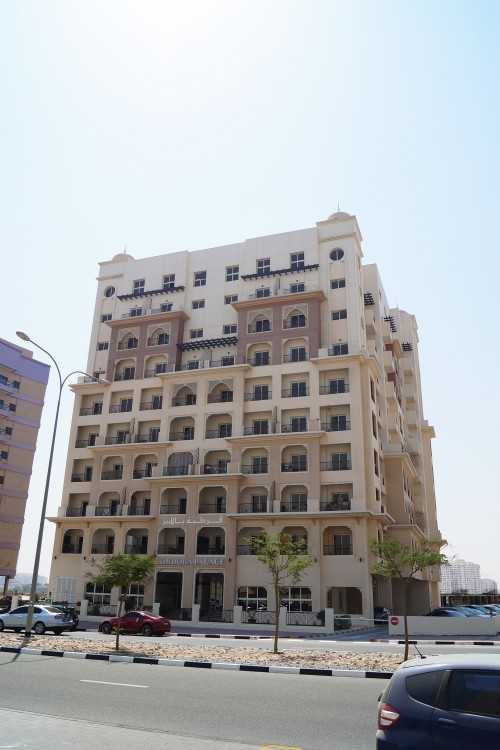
0, 632, 402, 672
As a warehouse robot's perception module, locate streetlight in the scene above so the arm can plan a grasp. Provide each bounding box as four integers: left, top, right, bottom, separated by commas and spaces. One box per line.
16, 331, 106, 637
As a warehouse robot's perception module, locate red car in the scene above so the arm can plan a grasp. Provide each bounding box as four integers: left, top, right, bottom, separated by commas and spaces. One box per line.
99, 610, 171, 636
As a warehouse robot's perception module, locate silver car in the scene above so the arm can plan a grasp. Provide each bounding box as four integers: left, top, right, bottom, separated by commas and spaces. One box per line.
0, 604, 74, 634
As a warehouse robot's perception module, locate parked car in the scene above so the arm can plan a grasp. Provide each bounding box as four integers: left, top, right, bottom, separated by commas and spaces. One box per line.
464, 604, 498, 616
377, 654, 500, 748
98, 610, 171, 636
0, 604, 75, 634
427, 608, 468, 617
374, 606, 391, 624
451, 606, 491, 618
51, 601, 79, 630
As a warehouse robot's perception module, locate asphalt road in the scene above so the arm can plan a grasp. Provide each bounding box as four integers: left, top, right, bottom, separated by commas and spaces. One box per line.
0, 652, 381, 750
63, 629, 500, 657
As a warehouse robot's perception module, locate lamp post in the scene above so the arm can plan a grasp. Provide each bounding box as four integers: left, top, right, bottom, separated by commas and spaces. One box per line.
16, 331, 105, 637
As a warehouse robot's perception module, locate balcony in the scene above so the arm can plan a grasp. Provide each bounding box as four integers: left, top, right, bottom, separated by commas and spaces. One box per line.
61, 544, 82, 554
147, 335, 170, 346
321, 418, 351, 432
144, 367, 172, 377
172, 396, 197, 407
162, 465, 191, 476
70, 473, 92, 482
243, 425, 271, 436
281, 388, 309, 398
160, 502, 187, 514
320, 496, 351, 512
114, 372, 135, 382
319, 383, 349, 395
237, 545, 256, 555
247, 357, 270, 367
196, 545, 225, 556
95, 506, 122, 517
109, 403, 133, 413
205, 428, 232, 439
281, 422, 311, 434
323, 543, 352, 556
237, 500, 268, 513
134, 433, 160, 444
198, 500, 227, 513
244, 390, 271, 401
207, 392, 233, 404
157, 544, 184, 555
128, 504, 150, 516
65, 506, 87, 517
101, 469, 123, 480
201, 463, 229, 475
281, 461, 308, 473
133, 468, 154, 479
177, 357, 237, 371
169, 431, 194, 441
124, 544, 148, 554
91, 545, 113, 555
280, 498, 307, 512
75, 438, 97, 448
120, 306, 175, 320
104, 435, 131, 445
320, 457, 352, 471
117, 341, 138, 350
282, 353, 309, 363
241, 463, 268, 475
327, 345, 349, 357
79, 404, 103, 416
282, 319, 307, 329
139, 400, 163, 410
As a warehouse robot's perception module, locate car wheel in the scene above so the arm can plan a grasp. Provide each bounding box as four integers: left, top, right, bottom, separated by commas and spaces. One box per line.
0, 620, 4, 631
33, 622, 46, 635
100, 622, 112, 634
141, 624, 153, 636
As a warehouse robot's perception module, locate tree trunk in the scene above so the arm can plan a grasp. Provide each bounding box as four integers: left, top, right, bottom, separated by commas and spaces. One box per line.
115, 597, 124, 651
403, 581, 410, 662
273, 580, 280, 654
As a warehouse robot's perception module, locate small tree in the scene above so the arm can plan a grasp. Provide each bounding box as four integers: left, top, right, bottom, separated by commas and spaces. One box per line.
89, 554, 155, 651
250, 532, 313, 654
370, 538, 447, 660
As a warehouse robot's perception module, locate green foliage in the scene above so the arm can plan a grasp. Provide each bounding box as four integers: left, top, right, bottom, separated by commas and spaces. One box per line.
91, 554, 155, 594
249, 532, 313, 585
370, 538, 447, 581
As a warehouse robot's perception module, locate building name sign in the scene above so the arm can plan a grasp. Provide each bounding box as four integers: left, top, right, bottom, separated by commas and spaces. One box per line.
157, 556, 226, 567
162, 516, 224, 526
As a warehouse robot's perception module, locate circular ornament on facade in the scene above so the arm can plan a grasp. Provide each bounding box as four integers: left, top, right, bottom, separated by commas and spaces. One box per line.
329, 248, 344, 261
104, 285, 115, 298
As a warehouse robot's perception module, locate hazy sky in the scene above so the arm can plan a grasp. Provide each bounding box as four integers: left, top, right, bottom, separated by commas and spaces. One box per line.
1, 1, 499, 582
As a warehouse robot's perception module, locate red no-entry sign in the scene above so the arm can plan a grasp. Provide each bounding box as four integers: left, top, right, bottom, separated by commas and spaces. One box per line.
390, 616, 399, 625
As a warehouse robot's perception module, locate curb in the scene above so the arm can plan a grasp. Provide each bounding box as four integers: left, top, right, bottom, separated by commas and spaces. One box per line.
368, 639, 497, 646
0, 645, 393, 680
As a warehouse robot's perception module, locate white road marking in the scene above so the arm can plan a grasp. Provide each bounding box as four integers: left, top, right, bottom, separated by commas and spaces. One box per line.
79, 679, 149, 688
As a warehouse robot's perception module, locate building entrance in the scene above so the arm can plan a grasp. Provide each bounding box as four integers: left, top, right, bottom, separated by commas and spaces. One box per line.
195, 572, 224, 620
156, 572, 183, 617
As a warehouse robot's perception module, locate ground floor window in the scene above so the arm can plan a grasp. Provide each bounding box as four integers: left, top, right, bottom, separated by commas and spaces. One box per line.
126, 583, 145, 611
237, 586, 267, 611
85, 582, 112, 613
280, 587, 312, 612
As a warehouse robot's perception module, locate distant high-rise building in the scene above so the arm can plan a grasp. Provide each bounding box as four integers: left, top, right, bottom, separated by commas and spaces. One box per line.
440, 558, 482, 595
480, 578, 498, 595
0, 338, 49, 594
48, 210, 442, 617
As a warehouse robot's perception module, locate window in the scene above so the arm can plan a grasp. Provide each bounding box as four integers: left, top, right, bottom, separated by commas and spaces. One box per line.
290, 453, 307, 471
288, 313, 306, 328
192, 299, 205, 310
120, 398, 133, 412
370, 378, 376, 402
160, 302, 173, 312
446, 670, 500, 717
218, 423, 232, 438
8, 403, 16, 412
287, 347, 306, 362
254, 351, 270, 366
223, 323, 237, 335
252, 419, 269, 435
155, 362, 168, 374
290, 416, 307, 433
221, 355, 234, 366
374, 450, 379, 476
329, 248, 344, 261
256, 258, 271, 275
252, 456, 268, 473
220, 390, 233, 402
187, 360, 199, 369
254, 318, 271, 333
237, 586, 267, 611
333, 533, 352, 555
405, 671, 444, 707
372, 413, 377, 438
328, 379, 346, 394
129, 307, 143, 317
280, 587, 312, 612
290, 251, 305, 271
101, 313, 112, 322
183, 426, 195, 440
330, 278, 346, 289
133, 279, 145, 295
226, 265, 239, 281
256, 287, 270, 298
104, 286, 115, 298
0, 426, 12, 436
194, 270, 206, 287
152, 395, 163, 409
126, 583, 145, 610
190, 328, 203, 339
290, 381, 307, 397
0, 451, 8, 460
97, 341, 109, 351
289, 282, 305, 293
155, 332, 169, 345
163, 274, 175, 290
85, 582, 112, 608
332, 309, 347, 320
224, 294, 238, 304
331, 452, 350, 470
331, 343, 348, 356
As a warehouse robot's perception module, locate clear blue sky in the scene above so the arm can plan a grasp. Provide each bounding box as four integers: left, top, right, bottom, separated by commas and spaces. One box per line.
1, 1, 499, 582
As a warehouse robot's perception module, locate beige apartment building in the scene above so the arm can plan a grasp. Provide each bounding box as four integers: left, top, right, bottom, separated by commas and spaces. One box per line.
0, 338, 50, 595
48, 210, 441, 621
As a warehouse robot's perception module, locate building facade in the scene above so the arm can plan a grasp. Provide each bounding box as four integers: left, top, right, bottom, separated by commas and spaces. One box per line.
48, 210, 442, 618
440, 558, 497, 597
0, 338, 50, 594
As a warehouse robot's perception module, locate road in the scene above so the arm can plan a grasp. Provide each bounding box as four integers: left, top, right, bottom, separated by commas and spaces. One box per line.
0, 651, 381, 749
65, 629, 500, 657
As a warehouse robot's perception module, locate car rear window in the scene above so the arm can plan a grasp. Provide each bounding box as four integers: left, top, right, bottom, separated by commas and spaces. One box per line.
406, 670, 444, 706
447, 670, 500, 718
43, 606, 64, 613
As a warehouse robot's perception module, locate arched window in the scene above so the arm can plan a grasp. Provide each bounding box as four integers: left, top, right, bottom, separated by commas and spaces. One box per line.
329, 248, 344, 261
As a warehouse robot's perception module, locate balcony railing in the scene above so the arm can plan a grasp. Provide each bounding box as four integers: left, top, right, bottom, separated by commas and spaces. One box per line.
114, 372, 135, 381
157, 544, 184, 555
201, 463, 229, 475
205, 428, 232, 439
147, 336, 170, 346
104, 435, 131, 445
320, 496, 351, 512
280, 498, 307, 512
281, 461, 308, 473
281, 422, 310, 433
282, 320, 307, 329
328, 345, 349, 357
65, 507, 87, 517
172, 396, 197, 407
320, 457, 352, 471
198, 501, 227, 513
124, 544, 148, 554
128, 504, 150, 516
0, 377, 20, 390
248, 324, 272, 334
323, 543, 353, 556
70, 473, 92, 482
281, 388, 309, 398
109, 404, 133, 413
237, 500, 268, 513
247, 357, 270, 367
207, 392, 233, 403
243, 425, 271, 435
169, 431, 194, 441
244, 390, 271, 401
162, 465, 191, 476
79, 404, 103, 416
160, 502, 187, 514
282, 353, 309, 363
134, 433, 160, 443
237, 545, 256, 555
321, 419, 351, 432
144, 367, 172, 377
101, 470, 123, 480
75, 438, 97, 448
241, 463, 268, 474
117, 341, 138, 350
62, 544, 82, 554
120, 306, 174, 320
133, 468, 154, 479
139, 400, 162, 410
319, 383, 349, 395
91, 545, 114, 555
95, 506, 122, 516
177, 357, 237, 371
196, 546, 225, 556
